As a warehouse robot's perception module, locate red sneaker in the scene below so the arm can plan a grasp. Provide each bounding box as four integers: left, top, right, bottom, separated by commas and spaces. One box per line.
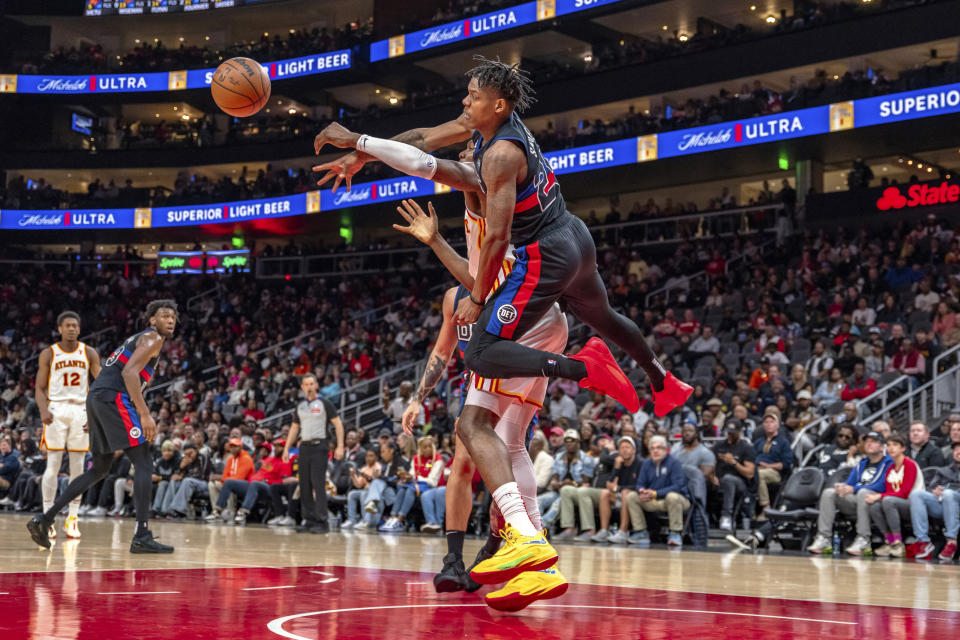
911, 541, 936, 560
569, 338, 639, 413
938, 541, 957, 562
652, 372, 693, 417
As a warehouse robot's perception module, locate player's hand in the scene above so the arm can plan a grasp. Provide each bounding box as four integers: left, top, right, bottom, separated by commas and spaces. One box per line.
334, 445, 345, 460
312, 150, 370, 194
453, 295, 482, 326
142, 415, 158, 444
40, 408, 54, 425
401, 402, 420, 436
393, 199, 439, 246
313, 122, 361, 153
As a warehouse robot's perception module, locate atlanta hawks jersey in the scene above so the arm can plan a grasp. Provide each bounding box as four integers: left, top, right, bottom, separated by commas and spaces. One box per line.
48, 342, 90, 403
464, 207, 513, 293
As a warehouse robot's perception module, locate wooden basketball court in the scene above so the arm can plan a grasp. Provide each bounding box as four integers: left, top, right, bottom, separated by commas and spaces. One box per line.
1, 513, 958, 639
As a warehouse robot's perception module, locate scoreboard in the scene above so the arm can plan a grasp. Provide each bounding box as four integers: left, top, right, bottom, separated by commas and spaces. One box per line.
84, 0, 274, 16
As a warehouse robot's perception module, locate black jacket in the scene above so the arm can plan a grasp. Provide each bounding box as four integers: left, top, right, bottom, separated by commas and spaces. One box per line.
908, 441, 945, 470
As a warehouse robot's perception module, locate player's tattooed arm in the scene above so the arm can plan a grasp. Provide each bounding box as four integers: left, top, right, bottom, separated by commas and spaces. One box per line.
402, 288, 459, 435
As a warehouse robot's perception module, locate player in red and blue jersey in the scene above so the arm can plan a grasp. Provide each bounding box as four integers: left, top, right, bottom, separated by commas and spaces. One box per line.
28, 300, 178, 554
313, 56, 692, 583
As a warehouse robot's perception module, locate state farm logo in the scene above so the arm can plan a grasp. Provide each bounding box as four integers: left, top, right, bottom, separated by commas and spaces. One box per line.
876, 182, 960, 211
420, 24, 463, 47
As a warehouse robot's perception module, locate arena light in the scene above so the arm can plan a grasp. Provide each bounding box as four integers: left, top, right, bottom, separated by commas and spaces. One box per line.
389, 97, 399, 105
181, 114, 190, 120
749, 4, 756, 10
178, 37, 184, 42
288, 108, 296, 114
205, 36, 210, 41
583, 54, 593, 62
766, 15, 777, 23
678, 33, 689, 42
661, 25, 668, 30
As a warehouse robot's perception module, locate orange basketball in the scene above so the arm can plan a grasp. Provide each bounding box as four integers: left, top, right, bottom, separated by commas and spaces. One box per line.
211, 57, 271, 117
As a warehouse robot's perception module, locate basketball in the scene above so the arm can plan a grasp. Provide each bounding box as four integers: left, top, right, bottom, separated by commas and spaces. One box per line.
210, 57, 271, 117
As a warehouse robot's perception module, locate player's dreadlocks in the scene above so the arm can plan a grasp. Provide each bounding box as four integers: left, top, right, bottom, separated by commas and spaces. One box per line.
465, 55, 536, 113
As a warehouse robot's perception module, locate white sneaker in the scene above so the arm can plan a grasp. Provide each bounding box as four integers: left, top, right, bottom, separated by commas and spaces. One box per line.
364, 500, 378, 514
89, 506, 107, 517
719, 516, 733, 532
0, 497, 13, 506
108, 506, 122, 517
420, 522, 441, 533
267, 515, 285, 525
277, 515, 296, 526
807, 533, 831, 553
78, 504, 91, 515
221, 509, 235, 522
355, 521, 371, 530
846, 535, 872, 556
608, 529, 629, 544
204, 511, 222, 522
341, 519, 357, 530
48, 525, 57, 540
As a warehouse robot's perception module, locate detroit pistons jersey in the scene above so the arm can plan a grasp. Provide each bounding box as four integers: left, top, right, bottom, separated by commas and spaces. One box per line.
95, 328, 160, 393
472, 111, 569, 247
48, 342, 90, 403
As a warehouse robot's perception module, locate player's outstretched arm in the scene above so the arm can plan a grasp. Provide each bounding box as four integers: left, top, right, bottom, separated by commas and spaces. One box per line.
394, 199, 474, 290
453, 141, 523, 326
402, 288, 460, 435
312, 119, 474, 193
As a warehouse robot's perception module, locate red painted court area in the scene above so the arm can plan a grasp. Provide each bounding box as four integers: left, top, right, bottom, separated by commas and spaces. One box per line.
0, 566, 954, 640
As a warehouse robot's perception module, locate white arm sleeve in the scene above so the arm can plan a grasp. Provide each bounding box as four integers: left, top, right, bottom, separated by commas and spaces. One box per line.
357, 134, 438, 179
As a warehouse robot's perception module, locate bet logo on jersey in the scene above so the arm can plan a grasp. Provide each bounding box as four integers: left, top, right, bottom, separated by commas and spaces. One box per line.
105, 345, 123, 367
129, 427, 142, 439
497, 304, 518, 325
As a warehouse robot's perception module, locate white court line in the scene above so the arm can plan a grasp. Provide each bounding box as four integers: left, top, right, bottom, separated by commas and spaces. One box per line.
97, 591, 180, 595
243, 585, 297, 591
267, 603, 856, 640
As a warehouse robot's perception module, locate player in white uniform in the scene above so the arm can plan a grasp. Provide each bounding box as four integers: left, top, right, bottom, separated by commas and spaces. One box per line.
397, 142, 569, 612
35, 311, 101, 540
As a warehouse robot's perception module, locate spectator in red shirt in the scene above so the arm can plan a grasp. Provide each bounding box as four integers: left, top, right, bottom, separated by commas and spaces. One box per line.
886, 338, 926, 386
866, 433, 921, 557
676, 309, 700, 336
705, 250, 726, 277
242, 398, 265, 422
653, 309, 678, 339
231, 442, 292, 526
841, 362, 877, 401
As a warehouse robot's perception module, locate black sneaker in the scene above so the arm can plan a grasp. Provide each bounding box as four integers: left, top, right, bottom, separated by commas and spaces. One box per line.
27, 515, 52, 550
433, 553, 468, 593
308, 523, 330, 534
463, 546, 495, 593
130, 529, 174, 554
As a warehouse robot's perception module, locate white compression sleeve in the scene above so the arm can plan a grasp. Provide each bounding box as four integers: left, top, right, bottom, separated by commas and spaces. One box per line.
356, 134, 438, 179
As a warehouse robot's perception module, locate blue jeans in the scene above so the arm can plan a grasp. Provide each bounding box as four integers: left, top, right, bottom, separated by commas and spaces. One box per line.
391, 483, 424, 518
421, 486, 446, 525
365, 479, 396, 525
159, 479, 181, 513
347, 488, 365, 523
218, 479, 251, 509
152, 480, 176, 513
241, 481, 271, 512
168, 477, 208, 515
539, 491, 560, 524
910, 489, 960, 542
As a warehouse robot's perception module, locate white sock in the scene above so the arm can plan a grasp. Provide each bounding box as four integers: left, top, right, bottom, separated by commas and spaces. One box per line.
491, 482, 537, 537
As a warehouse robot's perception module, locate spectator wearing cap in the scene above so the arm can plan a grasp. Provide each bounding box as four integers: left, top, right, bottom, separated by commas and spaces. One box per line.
593, 435, 643, 544
549, 387, 579, 427
841, 362, 877, 401
626, 435, 690, 546
752, 406, 794, 516
704, 397, 726, 433
907, 421, 945, 468
151, 440, 182, 517
163, 442, 213, 518
205, 437, 254, 521
711, 419, 757, 532
808, 430, 893, 555
866, 432, 924, 557
562, 433, 617, 542
547, 426, 565, 455
909, 441, 960, 561
670, 421, 716, 483
540, 429, 596, 532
